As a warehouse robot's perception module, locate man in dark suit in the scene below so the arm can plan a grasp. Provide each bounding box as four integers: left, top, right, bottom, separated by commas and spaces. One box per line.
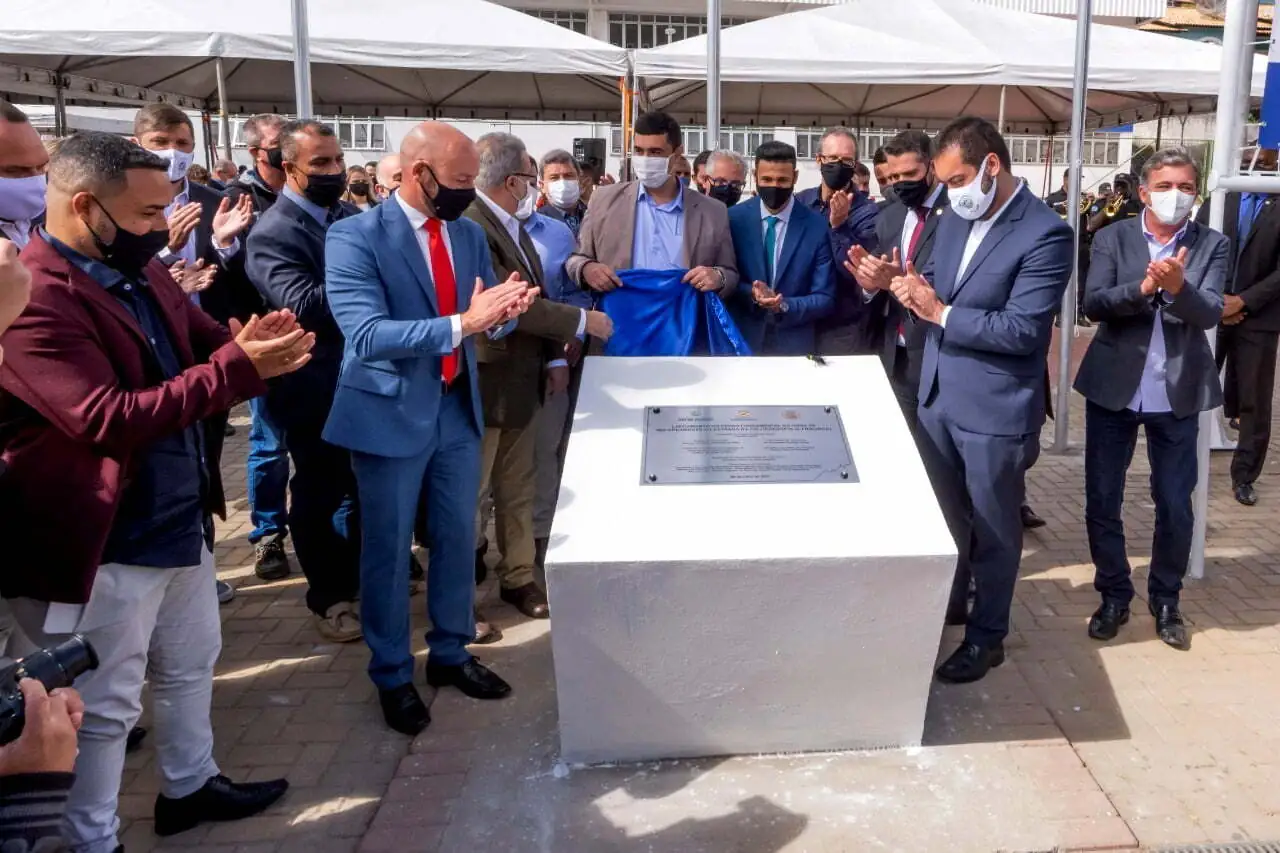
246, 120, 364, 644
0, 101, 48, 250
464, 132, 611, 619
847, 130, 947, 431
726, 140, 835, 355
1196, 148, 1280, 507
1076, 148, 1228, 651
891, 117, 1073, 684
0, 132, 308, 850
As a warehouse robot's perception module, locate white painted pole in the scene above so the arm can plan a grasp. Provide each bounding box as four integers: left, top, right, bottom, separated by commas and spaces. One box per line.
214, 57, 232, 160
290, 0, 313, 118
707, 0, 721, 147
1052, 0, 1092, 452
997, 84, 1007, 131
1191, 0, 1256, 580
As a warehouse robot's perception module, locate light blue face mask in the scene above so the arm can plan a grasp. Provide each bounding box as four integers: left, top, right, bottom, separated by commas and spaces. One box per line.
0, 174, 47, 223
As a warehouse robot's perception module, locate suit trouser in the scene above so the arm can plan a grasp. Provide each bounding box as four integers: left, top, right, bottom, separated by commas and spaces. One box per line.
269, 398, 361, 617
887, 349, 920, 437
1084, 402, 1197, 608
477, 418, 539, 591
9, 551, 221, 853
1217, 324, 1280, 487
916, 405, 1038, 647
351, 388, 480, 689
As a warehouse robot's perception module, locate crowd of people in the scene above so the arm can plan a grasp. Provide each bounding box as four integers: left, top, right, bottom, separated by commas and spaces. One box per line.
0, 94, 1272, 850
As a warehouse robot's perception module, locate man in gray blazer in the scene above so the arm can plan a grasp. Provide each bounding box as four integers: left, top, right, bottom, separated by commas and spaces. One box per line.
1074, 147, 1229, 652
565, 111, 738, 298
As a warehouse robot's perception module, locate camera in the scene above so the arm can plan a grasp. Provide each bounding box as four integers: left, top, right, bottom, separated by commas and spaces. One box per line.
0, 635, 99, 745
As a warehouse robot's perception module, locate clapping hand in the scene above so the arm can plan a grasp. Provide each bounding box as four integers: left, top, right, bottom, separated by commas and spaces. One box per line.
212, 194, 254, 248
235, 314, 316, 379
828, 189, 853, 228
170, 259, 216, 295
0, 238, 32, 343
845, 245, 903, 293
1147, 247, 1189, 296
889, 261, 944, 325
462, 273, 531, 336
751, 280, 785, 313
166, 202, 202, 253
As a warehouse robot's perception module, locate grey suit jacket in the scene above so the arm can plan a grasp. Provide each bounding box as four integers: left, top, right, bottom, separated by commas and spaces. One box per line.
1074, 215, 1229, 419
565, 180, 740, 296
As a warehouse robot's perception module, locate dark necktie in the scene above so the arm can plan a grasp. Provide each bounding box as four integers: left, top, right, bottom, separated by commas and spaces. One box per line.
897, 208, 930, 341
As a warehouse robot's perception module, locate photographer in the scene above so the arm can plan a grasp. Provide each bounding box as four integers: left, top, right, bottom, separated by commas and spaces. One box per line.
0, 680, 83, 852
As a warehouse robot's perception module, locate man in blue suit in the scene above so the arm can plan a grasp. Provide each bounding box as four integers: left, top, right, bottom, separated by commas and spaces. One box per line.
324, 122, 536, 735
727, 141, 836, 354
891, 117, 1072, 684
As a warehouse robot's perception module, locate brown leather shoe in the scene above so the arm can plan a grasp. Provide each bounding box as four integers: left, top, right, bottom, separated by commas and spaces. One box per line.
472, 609, 503, 645
500, 583, 550, 619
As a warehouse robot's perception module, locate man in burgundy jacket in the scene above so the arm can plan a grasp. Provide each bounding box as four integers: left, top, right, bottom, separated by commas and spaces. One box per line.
0, 132, 313, 851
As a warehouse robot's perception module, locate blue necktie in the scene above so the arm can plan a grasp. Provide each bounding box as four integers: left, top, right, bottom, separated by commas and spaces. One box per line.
1238, 193, 1263, 251
765, 216, 779, 285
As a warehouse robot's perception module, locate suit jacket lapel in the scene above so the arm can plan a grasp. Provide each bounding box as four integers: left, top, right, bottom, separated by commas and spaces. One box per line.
952, 191, 1026, 297
383, 200, 439, 314
775, 206, 804, 284
473, 201, 538, 285
935, 217, 969, 303
1242, 195, 1276, 257
914, 202, 946, 262
618, 183, 639, 269
447, 219, 472, 313
517, 227, 545, 290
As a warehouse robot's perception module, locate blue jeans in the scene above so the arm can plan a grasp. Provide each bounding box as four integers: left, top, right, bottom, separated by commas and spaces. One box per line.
1084, 402, 1198, 608
246, 395, 289, 545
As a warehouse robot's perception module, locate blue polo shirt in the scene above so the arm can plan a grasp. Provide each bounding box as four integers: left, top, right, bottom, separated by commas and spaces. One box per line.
44, 230, 210, 569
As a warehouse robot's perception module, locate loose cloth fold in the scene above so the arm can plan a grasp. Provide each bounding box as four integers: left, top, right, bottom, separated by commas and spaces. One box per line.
600, 268, 751, 357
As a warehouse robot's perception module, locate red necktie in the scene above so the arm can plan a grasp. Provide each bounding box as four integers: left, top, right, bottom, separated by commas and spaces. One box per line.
425, 218, 459, 384
899, 208, 930, 339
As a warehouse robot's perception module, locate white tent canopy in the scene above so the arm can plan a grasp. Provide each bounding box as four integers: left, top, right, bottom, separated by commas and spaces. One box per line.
0, 0, 629, 118
634, 0, 1265, 132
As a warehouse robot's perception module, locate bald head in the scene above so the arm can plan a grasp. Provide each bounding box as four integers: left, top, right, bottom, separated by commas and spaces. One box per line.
375, 153, 401, 195
398, 121, 479, 217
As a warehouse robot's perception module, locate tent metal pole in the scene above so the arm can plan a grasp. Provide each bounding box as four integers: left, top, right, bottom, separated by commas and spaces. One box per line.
997, 85, 1006, 131
1191, 0, 1255, 581
1052, 0, 1092, 453
214, 57, 232, 160
53, 76, 67, 137
707, 0, 721, 148
290, 0, 314, 119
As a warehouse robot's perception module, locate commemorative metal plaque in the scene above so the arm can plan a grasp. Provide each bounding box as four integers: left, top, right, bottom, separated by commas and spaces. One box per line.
640, 405, 857, 486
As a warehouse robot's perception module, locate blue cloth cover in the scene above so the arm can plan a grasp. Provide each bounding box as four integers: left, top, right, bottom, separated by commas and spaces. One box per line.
601, 268, 751, 357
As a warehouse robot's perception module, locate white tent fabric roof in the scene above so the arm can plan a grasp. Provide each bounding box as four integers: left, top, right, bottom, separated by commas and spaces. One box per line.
634, 0, 1264, 131
0, 0, 628, 117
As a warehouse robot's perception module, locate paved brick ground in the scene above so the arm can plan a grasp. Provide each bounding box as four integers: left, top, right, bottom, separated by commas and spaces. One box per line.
116, 333, 1280, 852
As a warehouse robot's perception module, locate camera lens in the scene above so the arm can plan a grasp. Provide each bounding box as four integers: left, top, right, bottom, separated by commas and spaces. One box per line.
16, 634, 99, 691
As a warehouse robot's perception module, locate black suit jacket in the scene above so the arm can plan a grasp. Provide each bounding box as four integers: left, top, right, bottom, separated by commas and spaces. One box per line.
1196, 193, 1280, 331
244, 194, 358, 424
858, 189, 949, 389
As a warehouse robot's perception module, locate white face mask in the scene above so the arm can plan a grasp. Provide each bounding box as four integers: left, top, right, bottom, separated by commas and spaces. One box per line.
151, 147, 195, 183
546, 178, 581, 210
513, 179, 537, 221
0, 174, 47, 223
948, 157, 999, 221
632, 155, 671, 189
1148, 189, 1196, 226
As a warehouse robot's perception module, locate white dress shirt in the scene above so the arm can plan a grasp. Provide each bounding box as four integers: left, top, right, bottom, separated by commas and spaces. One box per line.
899, 182, 946, 260
157, 181, 241, 306
941, 181, 1026, 328
760, 194, 795, 286
396, 191, 464, 348
477, 189, 586, 368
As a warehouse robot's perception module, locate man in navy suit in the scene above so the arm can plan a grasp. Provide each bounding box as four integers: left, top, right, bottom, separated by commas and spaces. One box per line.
726, 141, 836, 355
891, 117, 1072, 684
324, 122, 537, 736
246, 120, 364, 646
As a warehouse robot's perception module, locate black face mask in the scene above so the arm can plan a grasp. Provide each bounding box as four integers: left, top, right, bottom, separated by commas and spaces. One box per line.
894, 177, 933, 208
820, 161, 856, 192
302, 171, 347, 208
708, 183, 743, 208
421, 164, 477, 222
86, 199, 170, 281
757, 185, 794, 212
348, 181, 370, 196
265, 147, 285, 172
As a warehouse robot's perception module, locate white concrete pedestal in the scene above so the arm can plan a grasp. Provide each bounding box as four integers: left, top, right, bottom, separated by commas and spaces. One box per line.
546, 356, 957, 765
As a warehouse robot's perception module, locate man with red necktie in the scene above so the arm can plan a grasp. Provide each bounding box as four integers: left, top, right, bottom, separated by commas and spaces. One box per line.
324, 122, 537, 736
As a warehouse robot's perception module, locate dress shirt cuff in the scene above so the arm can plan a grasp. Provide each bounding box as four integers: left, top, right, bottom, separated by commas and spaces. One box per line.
450, 314, 463, 348
861, 287, 877, 302
1156, 290, 1176, 307
547, 359, 569, 369
212, 235, 241, 260
939, 305, 952, 327
576, 308, 587, 340
780, 299, 790, 313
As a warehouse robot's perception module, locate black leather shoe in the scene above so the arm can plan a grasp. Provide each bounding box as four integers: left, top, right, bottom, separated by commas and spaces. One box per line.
126, 725, 147, 753
154, 774, 288, 837
426, 657, 512, 700
472, 609, 503, 645
935, 642, 1005, 684
1149, 602, 1190, 651
254, 538, 291, 581
1087, 601, 1130, 641
475, 541, 488, 586
500, 582, 550, 619
379, 683, 431, 736
1020, 504, 1047, 530
1235, 482, 1258, 506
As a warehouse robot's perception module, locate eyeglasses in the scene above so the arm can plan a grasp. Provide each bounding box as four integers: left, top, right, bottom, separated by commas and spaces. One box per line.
709, 179, 745, 191
817, 156, 858, 168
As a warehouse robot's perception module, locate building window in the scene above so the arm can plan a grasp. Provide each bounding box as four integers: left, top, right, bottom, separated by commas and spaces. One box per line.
796, 128, 897, 161
1008, 133, 1120, 166
607, 13, 747, 48
229, 116, 389, 152
611, 125, 765, 158
518, 9, 588, 34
